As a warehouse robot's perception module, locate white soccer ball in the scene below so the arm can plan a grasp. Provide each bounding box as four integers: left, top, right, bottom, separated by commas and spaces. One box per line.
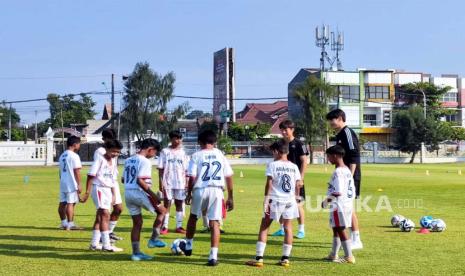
171, 238, 186, 255
430, 219, 446, 232
391, 214, 405, 227
399, 218, 415, 232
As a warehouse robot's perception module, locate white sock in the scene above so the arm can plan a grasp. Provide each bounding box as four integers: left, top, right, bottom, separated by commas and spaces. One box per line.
298, 224, 305, 232
67, 221, 75, 227
256, 241, 266, 257
331, 237, 341, 256
202, 216, 209, 228
61, 219, 68, 227
109, 221, 117, 233
101, 231, 111, 248
280, 224, 284, 231
163, 212, 170, 228
341, 240, 353, 258
282, 243, 292, 257
186, 238, 193, 250
352, 230, 360, 241
209, 247, 218, 260
176, 211, 184, 228
91, 230, 101, 246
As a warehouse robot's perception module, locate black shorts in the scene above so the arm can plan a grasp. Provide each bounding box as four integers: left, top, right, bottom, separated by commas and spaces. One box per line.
354, 179, 361, 198
299, 186, 306, 201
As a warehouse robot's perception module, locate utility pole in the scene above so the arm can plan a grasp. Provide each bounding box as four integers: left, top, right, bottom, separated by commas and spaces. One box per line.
60, 104, 65, 152
8, 103, 12, 142
111, 73, 115, 129
34, 110, 38, 143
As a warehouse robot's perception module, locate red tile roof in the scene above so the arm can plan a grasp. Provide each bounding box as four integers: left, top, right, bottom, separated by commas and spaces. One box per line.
236, 101, 288, 135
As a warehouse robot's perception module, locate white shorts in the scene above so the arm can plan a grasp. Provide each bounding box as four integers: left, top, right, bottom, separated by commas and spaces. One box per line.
113, 183, 123, 205
264, 199, 299, 221
329, 208, 353, 228
164, 188, 186, 201
59, 191, 79, 204
91, 185, 112, 210
125, 189, 158, 216
191, 187, 224, 221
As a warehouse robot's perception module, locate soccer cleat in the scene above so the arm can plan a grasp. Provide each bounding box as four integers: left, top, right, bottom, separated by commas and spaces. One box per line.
58, 224, 67, 230
207, 259, 218, 266
271, 229, 285, 236
324, 254, 338, 262
160, 227, 169, 235
219, 226, 225, 234
89, 244, 102, 251
175, 227, 187, 234
351, 240, 363, 250
200, 227, 210, 233
295, 230, 305, 239
336, 256, 356, 264
131, 252, 153, 261
66, 225, 84, 231
278, 258, 290, 267
109, 232, 123, 241
245, 258, 264, 267
102, 245, 123, 252
147, 238, 166, 248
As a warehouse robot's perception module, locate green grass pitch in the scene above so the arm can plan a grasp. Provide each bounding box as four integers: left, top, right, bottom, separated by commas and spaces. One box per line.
0, 164, 464, 275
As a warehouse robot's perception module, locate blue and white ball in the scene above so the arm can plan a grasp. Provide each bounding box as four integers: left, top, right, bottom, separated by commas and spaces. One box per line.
399, 219, 415, 232
391, 214, 405, 227
420, 216, 434, 229
430, 219, 446, 232
171, 238, 187, 255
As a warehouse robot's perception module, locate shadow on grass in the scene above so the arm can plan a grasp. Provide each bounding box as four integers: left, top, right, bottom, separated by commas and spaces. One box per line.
0, 234, 87, 242
0, 225, 64, 231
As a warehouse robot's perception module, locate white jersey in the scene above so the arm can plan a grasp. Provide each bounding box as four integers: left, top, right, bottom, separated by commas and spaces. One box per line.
327, 166, 356, 211
93, 146, 106, 161
266, 160, 301, 202
59, 150, 82, 193
188, 148, 233, 189
124, 154, 152, 190
88, 154, 118, 188
158, 147, 188, 189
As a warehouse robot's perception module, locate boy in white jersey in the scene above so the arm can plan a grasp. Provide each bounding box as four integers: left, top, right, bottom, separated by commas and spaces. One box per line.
81, 139, 123, 252
57, 136, 83, 230
246, 139, 301, 268
181, 130, 234, 267
321, 145, 356, 264
158, 130, 189, 234
93, 128, 123, 242
124, 138, 167, 261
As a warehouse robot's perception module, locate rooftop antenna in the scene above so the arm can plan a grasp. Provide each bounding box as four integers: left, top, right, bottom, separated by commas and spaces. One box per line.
315, 24, 345, 71
331, 29, 344, 71
315, 24, 330, 71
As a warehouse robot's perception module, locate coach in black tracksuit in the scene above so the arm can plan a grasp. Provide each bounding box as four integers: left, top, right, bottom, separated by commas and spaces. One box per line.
326, 109, 363, 250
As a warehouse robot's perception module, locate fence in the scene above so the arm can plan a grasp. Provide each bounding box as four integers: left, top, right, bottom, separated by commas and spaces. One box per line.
0, 143, 47, 166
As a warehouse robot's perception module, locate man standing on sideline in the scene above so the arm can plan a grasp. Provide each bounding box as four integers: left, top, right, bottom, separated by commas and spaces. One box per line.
326, 109, 363, 250
271, 120, 308, 239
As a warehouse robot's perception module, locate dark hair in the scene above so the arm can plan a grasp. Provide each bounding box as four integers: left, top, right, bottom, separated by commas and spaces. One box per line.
140, 138, 160, 151
66, 136, 81, 148
102, 128, 116, 140
169, 130, 183, 139
326, 109, 346, 122
270, 139, 289, 155
198, 130, 217, 145
104, 139, 123, 150
279, 119, 295, 130
326, 145, 345, 157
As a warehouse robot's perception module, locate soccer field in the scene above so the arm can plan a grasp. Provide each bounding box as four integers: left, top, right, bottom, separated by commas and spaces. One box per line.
0, 164, 464, 275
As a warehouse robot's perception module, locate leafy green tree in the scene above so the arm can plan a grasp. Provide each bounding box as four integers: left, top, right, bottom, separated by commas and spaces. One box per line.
254, 122, 271, 140
122, 62, 187, 141
46, 93, 96, 129
398, 82, 451, 119
0, 105, 21, 129
217, 135, 233, 154
292, 75, 335, 162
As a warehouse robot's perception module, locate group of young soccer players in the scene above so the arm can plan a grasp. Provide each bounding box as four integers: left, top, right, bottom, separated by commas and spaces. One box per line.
57, 108, 362, 266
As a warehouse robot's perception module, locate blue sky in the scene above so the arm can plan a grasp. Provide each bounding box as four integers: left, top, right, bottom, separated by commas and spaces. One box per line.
1, 0, 464, 125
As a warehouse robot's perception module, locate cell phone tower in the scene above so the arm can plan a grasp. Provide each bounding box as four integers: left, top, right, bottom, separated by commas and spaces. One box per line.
315, 25, 344, 71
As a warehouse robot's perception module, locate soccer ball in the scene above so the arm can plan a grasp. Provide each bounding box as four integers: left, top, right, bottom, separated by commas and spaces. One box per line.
171, 239, 187, 255
430, 219, 446, 232
420, 215, 434, 229
391, 214, 405, 227
399, 219, 415, 232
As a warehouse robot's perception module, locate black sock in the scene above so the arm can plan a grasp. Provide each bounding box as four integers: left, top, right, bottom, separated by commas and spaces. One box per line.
281, 256, 289, 261
255, 256, 263, 261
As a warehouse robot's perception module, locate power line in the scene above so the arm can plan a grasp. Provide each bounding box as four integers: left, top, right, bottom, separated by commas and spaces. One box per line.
0, 74, 116, 80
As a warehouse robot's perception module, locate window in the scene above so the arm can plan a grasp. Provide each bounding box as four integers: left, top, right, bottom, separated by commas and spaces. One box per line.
363, 114, 377, 126
365, 86, 390, 99
338, 85, 360, 102
444, 114, 457, 122
383, 110, 391, 124
442, 92, 458, 102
